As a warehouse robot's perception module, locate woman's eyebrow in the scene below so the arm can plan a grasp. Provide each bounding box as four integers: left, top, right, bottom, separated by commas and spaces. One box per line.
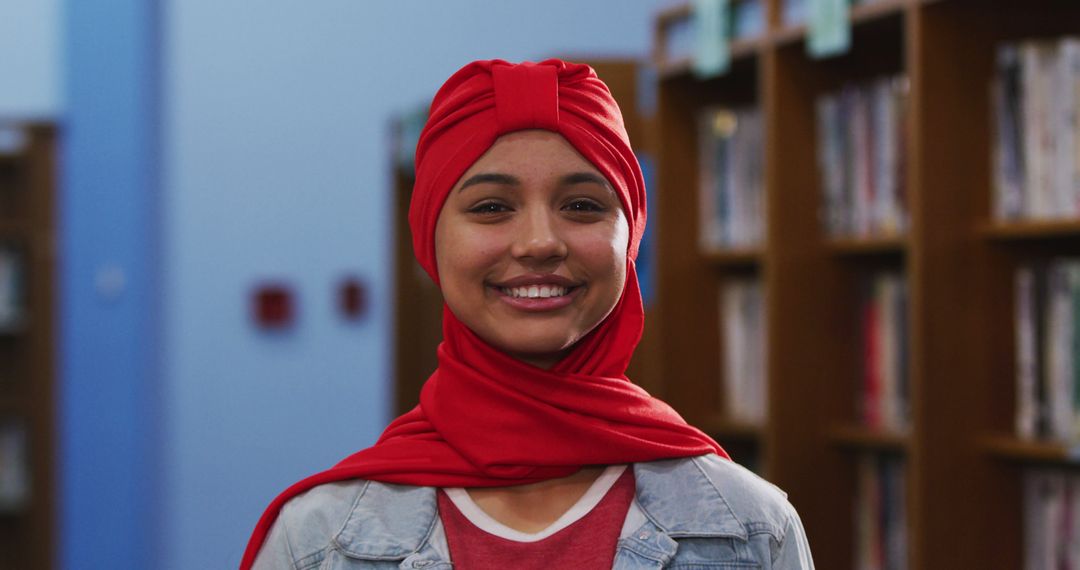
561, 172, 612, 190
458, 173, 519, 192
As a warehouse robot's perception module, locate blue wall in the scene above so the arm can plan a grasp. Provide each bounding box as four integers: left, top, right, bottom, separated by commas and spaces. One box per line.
0, 0, 61, 117
61, 0, 161, 567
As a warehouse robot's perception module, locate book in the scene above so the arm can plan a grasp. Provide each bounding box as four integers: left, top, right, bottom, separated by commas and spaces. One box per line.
0, 419, 30, 512
859, 271, 909, 432
1016, 265, 1039, 439
854, 454, 907, 570
698, 106, 766, 251
0, 245, 25, 333
992, 37, 1080, 221
1024, 469, 1080, 569
816, 75, 908, 239
720, 277, 767, 423
1014, 258, 1080, 442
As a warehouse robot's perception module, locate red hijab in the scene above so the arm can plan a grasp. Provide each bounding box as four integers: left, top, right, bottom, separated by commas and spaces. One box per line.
240, 59, 727, 569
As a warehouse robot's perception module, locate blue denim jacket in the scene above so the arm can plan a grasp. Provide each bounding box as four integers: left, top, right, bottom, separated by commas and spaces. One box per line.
252, 454, 814, 569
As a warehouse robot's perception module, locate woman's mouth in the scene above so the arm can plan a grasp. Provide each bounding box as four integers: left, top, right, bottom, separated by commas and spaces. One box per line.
490, 283, 582, 312
498, 284, 570, 298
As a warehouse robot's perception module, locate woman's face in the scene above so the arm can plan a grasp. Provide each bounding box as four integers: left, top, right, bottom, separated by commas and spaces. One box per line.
434, 129, 630, 369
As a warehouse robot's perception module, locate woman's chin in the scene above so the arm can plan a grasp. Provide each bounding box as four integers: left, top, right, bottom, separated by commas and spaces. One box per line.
496, 339, 577, 369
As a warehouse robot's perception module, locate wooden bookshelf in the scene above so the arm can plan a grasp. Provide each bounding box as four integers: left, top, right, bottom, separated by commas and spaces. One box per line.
772, 0, 910, 46
981, 435, 1080, 467
651, 0, 1080, 568
980, 219, 1080, 242
826, 236, 907, 257
701, 248, 763, 268
827, 423, 911, 453
702, 412, 767, 441
0, 122, 57, 570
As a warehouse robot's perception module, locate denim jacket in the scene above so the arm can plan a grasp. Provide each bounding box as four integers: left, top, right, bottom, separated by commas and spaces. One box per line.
252, 454, 814, 569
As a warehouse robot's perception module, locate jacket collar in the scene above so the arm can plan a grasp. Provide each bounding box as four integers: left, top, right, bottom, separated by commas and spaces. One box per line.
333, 455, 746, 560
333, 480, 439, 560
631, 456, 748, 540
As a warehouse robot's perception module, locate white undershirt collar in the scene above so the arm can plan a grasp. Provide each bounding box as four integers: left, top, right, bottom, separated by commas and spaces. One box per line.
442, 464, 629, 543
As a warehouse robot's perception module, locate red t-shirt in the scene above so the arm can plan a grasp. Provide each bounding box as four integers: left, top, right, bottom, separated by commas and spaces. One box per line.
437, 468, 636, 569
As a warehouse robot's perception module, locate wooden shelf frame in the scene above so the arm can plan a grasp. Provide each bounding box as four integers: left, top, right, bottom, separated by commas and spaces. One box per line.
701, 247, 764, 268
981, 435, 1080, 467
980, 219, 1080, 242
652, 1, 1080, 568
0, 122, 57, 570
827, 424, 911, 453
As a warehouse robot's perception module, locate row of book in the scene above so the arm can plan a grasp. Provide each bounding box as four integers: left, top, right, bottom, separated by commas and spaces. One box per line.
816, 74, 909, 239
992, 37, 1080, 221
698, 106, 766, 251
720, 278, 767, 424
0, 245, 24, 333
858, 271, 910, 432
1024, 468, 1080, 569
854, 453, 907, 570
1015, 260, 1080, 442
0, 420, 29, 512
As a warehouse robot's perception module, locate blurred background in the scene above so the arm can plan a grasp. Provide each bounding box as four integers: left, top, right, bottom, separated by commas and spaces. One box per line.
6, 0, 1080, 568
0, 0, 671, 568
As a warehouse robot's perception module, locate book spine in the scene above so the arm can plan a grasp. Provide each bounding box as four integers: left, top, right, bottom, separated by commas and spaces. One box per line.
1017, 266, 1038, 439
862, 276, 882, 430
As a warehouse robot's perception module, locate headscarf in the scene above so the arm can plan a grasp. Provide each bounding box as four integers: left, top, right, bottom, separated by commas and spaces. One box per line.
240, 59, 727, 569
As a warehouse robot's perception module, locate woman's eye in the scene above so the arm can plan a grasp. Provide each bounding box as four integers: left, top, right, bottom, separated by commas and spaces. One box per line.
565, 199, 605, 213
467, 201, 510, 214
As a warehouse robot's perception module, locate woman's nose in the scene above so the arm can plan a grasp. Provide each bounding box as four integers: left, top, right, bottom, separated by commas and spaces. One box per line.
510, 207, 568, 263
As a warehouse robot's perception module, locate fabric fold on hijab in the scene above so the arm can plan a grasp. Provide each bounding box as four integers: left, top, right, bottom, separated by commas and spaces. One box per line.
240, 59, 727, 570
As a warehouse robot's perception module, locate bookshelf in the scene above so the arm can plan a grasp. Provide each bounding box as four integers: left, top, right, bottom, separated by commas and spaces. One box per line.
652, 0, 1080, 568
0, 122, 57, 570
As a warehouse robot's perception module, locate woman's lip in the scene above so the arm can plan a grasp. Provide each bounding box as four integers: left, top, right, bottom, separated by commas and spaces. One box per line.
491, 274, 581, 288
490, 285, 582, 312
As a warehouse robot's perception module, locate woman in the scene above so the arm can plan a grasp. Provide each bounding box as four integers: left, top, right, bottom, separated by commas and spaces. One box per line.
242, 59, 814, 569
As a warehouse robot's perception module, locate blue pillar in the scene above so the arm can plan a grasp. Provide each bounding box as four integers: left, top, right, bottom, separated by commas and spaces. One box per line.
60, 0, 161, 567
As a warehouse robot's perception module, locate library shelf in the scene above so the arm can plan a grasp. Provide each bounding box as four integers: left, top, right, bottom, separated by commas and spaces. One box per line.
656, 35, 767, 79
701, 247, 763, 268
825, 236, 907, 257
980, 435, 1080, 467
0, 392, 27, 412
0, 122, 56, 570
770, 0, 909, 48
702, 413, 767, 442
651, 1, 1080, 568
0, 319, 29, 337
0, 221, 29, 238
826, 424, 911, 454
653, 0, 767, 78
979, 219, 1080, 242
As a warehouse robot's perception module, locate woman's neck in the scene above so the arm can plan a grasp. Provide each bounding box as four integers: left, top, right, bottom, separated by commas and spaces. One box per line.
464, 466, 606, 533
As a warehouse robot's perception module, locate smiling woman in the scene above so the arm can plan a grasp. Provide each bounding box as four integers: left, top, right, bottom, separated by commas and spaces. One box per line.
435, 130, 629, 369
242, 59, 814, 570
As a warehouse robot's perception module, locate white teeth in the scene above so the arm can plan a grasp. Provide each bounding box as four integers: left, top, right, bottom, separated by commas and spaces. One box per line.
500, 285, 570, 299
